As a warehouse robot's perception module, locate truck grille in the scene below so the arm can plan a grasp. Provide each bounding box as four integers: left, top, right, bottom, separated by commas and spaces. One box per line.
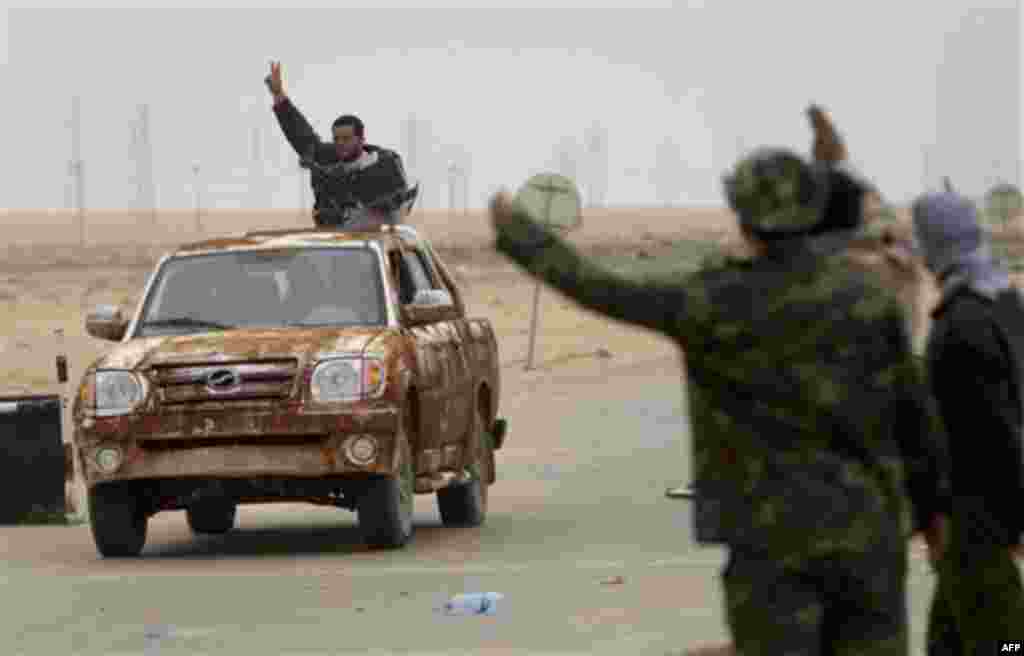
150, 360, 300, 406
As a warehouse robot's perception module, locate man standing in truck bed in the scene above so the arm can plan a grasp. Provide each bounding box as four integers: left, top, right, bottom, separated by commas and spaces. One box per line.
265, 61, 412, 229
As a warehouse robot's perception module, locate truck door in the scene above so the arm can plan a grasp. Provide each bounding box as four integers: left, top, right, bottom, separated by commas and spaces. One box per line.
390, 249, 443, 474
402, 245, 472, 468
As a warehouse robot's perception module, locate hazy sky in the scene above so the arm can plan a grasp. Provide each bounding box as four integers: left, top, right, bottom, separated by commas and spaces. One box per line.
1, 2, 1021, 210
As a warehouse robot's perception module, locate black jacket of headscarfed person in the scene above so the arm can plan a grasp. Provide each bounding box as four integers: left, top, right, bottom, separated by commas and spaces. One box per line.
265, 61, 413, 229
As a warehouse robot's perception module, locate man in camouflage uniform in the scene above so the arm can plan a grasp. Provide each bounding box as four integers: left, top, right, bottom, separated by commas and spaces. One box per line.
806, 106, 932, 356
666, 108, 934, 511
488, 111, 950, 655
703, 108, 931, 353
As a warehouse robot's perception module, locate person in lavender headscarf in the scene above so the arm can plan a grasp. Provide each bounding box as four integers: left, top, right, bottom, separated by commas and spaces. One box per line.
913, 190, 1024, 655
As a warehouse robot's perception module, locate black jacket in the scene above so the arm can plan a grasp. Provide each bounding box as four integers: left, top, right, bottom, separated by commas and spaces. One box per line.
272, 98, 409, 222
927, 285, 1024, 545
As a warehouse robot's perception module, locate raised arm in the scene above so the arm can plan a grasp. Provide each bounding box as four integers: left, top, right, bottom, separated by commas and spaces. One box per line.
266, 61, 324, 159
489, 192, 696, 338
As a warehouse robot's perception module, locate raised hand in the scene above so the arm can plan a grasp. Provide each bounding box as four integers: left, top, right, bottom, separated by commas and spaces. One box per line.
488, 190, 517, 232
806, 104, 847, 164
265, 61, 285, 99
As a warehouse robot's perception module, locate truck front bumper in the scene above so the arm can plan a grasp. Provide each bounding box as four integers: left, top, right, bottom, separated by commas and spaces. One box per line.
74, 404, 404, 486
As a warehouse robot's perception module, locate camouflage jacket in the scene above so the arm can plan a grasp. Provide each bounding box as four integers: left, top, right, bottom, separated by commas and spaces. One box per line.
707, 218, 932, 355
495, 204, 951, 563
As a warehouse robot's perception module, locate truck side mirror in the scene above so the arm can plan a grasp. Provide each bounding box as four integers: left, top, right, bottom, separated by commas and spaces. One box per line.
85, 305, 129, 342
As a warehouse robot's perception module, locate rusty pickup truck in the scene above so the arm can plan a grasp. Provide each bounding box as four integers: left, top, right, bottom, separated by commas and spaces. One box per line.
74, 224, 507, 557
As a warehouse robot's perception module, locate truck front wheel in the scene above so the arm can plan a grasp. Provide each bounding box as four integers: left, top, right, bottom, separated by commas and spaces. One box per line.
88, 483, 148, 558
357, 438, 415, 549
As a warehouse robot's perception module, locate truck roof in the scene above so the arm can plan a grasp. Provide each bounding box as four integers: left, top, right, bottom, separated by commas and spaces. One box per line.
169, 224, 426, 257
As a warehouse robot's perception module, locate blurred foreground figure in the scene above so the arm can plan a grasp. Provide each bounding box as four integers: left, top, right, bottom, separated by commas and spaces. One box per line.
805, 107, 932, 356
912, 191, 1024, 655
667, 107, 932, 508
489, 108, 950, 655
265, 61, 415, 229
708, 109, 932, 355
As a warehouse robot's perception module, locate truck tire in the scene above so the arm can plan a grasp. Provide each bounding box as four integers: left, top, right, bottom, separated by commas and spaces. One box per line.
187, 500, 237, 535
88, 483, 148, 558
357, 438, 414, 549
437, 405, 492, 527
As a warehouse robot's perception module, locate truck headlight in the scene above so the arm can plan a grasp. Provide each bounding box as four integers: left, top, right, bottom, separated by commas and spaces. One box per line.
90, 370, 146, 416
311, 356, 386, 402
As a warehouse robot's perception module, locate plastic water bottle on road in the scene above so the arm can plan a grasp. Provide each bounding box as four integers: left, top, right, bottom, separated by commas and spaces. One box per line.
438, 592, 505, 616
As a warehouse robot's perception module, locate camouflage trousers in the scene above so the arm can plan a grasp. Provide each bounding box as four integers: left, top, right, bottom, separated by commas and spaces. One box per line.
722, 543, 908, 656
926, 510, 1024, 656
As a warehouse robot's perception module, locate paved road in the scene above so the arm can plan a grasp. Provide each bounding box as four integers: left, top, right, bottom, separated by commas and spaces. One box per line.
2, 358, 941, 655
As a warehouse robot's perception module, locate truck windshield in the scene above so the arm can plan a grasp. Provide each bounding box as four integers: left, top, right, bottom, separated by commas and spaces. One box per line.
136, 247, 386, 336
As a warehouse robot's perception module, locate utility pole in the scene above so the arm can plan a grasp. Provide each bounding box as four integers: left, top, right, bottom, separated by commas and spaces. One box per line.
136, 104, 156, 227
63, 108, 74, 214
447, 161, 458, 215
735, 135, 747, 160
445, 146, 471, 215
192, 162, 202, 235
403, 115, 440, 210
584, 123, 608, 208
130, 119, 138, 210
251, 125, 263, 209
922, 145, 931, 192
65, 99, 74, 210
402, 114, 419, 206
403, 115, 418, 175
554, 137, 579, 185
63, 172, 73, 211
70, 96, 85, 246
654, 136, 681, 208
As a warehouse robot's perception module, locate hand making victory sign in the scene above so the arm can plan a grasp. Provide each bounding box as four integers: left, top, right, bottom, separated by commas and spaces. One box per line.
265, 61, 287, 103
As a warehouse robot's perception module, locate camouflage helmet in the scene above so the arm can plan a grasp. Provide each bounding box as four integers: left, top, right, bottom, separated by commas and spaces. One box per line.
723, 147, 828, 240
